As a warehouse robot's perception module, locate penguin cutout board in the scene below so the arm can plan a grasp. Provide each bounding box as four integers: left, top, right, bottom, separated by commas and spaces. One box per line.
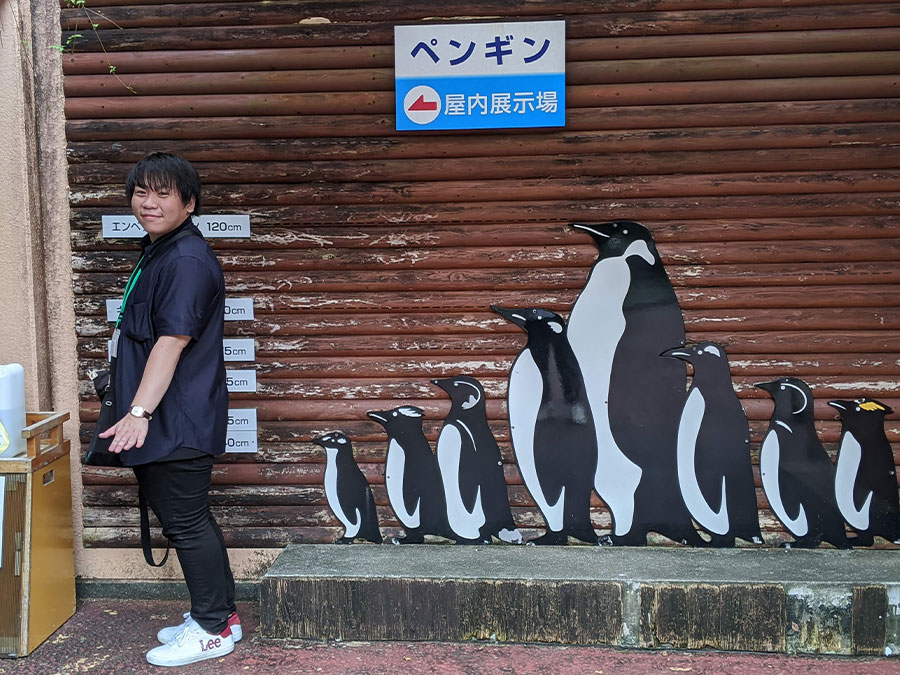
661, 342, 762, 547
491, 305, 599, 545
313, 432, 382, 544
432, 376, 522, 544
756, 377, 849, 548
567, 221, 703, 547
367, 405, 452, 544
828, 398, 900, 546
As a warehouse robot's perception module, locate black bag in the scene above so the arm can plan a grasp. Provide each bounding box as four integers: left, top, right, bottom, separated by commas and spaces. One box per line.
84, 361, 123, 467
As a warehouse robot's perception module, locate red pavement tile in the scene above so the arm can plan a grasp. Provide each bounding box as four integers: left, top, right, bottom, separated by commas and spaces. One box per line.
0, 599, 898, 674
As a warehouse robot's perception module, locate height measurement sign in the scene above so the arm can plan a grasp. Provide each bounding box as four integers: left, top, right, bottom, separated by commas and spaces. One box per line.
395, 21, 565, 131
102, 215, 251, 238
227, 408, 257, 453
106, 297, 255, 322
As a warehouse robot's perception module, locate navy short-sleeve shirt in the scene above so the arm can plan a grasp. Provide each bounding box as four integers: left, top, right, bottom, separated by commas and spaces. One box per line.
113, 218, 228, 466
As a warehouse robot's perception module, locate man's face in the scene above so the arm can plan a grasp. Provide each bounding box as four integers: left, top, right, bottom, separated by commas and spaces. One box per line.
131, 184, 195, 241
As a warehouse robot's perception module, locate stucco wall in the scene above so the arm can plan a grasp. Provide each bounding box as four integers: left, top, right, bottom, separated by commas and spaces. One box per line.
0, 0, 83, 569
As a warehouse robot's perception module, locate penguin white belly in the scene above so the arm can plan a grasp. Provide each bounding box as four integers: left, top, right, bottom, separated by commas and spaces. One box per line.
509, 351, 565, 531
676, 388, 729, 535
760, 429, 809, 537
834, 431, 873, 530
385, 439, 421, 528
324, 449, 361, 538
568, 250, 643, 535
437, 423, 485, 540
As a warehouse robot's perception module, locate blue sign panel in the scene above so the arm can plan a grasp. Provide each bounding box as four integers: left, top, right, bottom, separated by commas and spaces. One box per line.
395, 21, 566, 132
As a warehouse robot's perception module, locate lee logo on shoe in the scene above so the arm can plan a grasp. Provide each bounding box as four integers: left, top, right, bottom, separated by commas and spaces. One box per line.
200, 637, 222, 652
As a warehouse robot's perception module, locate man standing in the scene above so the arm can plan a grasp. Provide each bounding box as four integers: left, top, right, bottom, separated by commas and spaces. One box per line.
99, 153, 241, 667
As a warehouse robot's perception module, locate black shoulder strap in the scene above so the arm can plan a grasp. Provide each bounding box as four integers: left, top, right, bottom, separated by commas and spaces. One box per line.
139, 487, 170, 567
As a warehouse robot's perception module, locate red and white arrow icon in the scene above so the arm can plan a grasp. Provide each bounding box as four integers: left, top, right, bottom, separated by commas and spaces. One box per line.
403, 86, 441, 125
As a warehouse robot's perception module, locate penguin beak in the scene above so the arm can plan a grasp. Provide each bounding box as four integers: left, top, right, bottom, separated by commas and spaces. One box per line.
660, 347, 691, 361
311, 436, 327, 447
366, 411, 387, 423
827, 400, 851, 412
490, 305, 527, 329
570, 222, 615, 249
754, 380, 778, 395
431, 378, 452, 393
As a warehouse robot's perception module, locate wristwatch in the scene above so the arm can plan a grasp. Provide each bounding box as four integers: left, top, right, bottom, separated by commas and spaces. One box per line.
129, 405, 152, 421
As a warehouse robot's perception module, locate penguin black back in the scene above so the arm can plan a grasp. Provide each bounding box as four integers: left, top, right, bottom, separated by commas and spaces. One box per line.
313, 431, 382, 544
829, 398, 899, 546
367, 406, 451, 543
756, 377, 848, 548
492, 305, 598, 545
433, 375, 521, 543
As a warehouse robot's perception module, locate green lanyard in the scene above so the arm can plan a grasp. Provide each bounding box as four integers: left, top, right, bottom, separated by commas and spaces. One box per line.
115, 255, 145, 329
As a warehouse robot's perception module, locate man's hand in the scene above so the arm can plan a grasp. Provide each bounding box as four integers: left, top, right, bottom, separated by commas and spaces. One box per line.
98, 412, 149, 453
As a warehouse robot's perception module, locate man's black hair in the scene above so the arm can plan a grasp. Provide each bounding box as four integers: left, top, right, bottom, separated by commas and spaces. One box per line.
126, 152, 202, 215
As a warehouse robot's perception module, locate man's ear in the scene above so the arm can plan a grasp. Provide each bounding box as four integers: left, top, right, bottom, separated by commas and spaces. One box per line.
186, 197, 196, 214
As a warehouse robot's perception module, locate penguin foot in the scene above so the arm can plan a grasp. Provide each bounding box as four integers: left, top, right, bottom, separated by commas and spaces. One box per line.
848, 533, 874, 547
333, 537, 354, 545
597, 535, 614, 547
454, 537, 489, 546
391, 534, 425, 545
527, 531, 568, 546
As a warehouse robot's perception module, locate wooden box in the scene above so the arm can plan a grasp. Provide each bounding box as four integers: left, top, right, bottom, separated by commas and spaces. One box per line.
0, 412, 75, 657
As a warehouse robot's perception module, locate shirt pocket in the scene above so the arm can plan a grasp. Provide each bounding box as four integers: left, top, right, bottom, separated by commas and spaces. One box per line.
121, 300, 153, 342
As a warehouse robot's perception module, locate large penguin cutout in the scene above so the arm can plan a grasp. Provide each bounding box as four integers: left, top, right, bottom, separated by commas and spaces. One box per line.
367, 405, 452, 544
828, 398, 900, 546
568, 221, 703, 547
313, 432, 382, 544
661, 342, 762, 547
432, 376, 523, 544
491, 305, 599, 545
756, 378, 849, 548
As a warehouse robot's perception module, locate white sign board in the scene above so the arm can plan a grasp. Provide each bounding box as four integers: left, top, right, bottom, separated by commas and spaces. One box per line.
226, 408, 257, 453
395, 20, 565, 131
106, 297, 254, 323
102, 215, 251, 239
223, 338, 255, 362
226, 369, 257, 393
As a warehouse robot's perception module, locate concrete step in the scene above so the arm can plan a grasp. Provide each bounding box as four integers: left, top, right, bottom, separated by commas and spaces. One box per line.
260, 545, 900, 656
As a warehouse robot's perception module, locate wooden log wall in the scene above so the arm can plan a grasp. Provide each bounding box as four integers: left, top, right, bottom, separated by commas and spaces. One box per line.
63, 0, 900, 549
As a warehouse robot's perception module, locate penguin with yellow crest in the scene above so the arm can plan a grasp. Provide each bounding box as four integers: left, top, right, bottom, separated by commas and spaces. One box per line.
828, 398, 900, 546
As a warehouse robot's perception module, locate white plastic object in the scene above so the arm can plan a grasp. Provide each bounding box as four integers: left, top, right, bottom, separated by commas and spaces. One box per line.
0, 363, 26, 457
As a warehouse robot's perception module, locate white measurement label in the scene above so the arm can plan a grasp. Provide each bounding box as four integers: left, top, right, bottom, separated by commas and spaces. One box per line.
227, 408, 257, 429
223, 338, 255, 362
102, 215, 251, 238
106, 298, 123, 322
225, 430, 258, 453
224, 298, 254, 321
226, 369, 257, 393
107, 297, 254, 322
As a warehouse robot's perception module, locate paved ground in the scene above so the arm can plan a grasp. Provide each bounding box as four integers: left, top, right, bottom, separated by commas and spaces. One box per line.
1, 599, 899, 674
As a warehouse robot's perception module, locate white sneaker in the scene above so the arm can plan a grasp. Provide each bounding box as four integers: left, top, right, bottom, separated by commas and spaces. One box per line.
146, 622, 234, 667
158, 611, 243, 644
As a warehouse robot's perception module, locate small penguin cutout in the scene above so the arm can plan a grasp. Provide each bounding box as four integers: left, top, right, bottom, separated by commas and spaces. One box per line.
661, 342, 762, 547
568, 221, 703, 547
432, 376, 522, 544
491, 305, 599, 545
756, 377, 849, 548
313, 432, 382, 544
828, 398, 900, 546
367, 405, 452, 544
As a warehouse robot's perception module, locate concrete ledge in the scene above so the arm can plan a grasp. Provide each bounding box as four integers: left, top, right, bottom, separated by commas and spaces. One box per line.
76, 579, 259, 602
260, 545, 900, 656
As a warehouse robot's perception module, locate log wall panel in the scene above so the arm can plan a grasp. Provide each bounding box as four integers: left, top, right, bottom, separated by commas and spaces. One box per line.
65, 0, 900, 549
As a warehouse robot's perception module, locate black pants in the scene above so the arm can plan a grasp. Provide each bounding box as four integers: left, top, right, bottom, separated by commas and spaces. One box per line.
133, 455, 235, 634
